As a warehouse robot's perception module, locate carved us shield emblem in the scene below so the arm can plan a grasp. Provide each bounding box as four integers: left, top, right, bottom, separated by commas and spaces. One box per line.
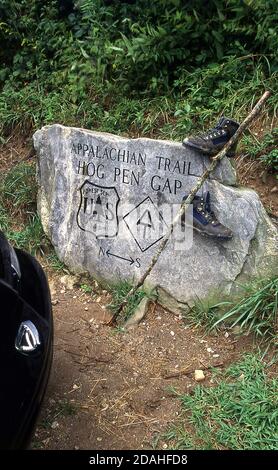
77, 181, 120, 238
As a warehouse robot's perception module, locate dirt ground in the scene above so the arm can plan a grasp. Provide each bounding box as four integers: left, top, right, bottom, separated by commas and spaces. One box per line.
235, 154, 278, 217
31, 275, 254, 450
1, 133, 277, 450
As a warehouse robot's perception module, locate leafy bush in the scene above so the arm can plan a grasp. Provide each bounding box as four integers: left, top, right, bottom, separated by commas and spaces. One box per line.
259, 128, 278, 176
260, 149, 278, 177
0, 0, 277, 138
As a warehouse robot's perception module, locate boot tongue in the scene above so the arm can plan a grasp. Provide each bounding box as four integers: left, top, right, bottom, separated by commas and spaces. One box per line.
203, 192, 219, 225
215, 116, 227, 128
216, 116, 239, 128
204, 191, 211, 211
201, 117, 227, 139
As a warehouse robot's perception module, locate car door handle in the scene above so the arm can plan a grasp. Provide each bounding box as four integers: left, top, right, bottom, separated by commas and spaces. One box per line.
15, 321, 41, 354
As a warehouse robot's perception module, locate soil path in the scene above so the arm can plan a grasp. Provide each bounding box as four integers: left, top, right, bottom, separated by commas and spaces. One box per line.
1, 135, 276, 450
32, 277, 254, 450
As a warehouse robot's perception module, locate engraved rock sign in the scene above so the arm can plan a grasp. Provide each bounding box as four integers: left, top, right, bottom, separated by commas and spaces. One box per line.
77, 181, 120, 238
34, 124, 278, 313
123, 196, 168, 252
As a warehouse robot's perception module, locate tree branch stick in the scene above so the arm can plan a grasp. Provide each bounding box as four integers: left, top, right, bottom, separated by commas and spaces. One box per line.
108, 90, 271, 325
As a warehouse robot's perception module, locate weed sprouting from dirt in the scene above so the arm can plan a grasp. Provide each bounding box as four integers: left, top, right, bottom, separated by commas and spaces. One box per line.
80, 284, 93, 294
45, 251, 69, 273
40, 399, 77, 430
107, 280, 147, 322
110, 326, 126, 335
56, 400, 77, 417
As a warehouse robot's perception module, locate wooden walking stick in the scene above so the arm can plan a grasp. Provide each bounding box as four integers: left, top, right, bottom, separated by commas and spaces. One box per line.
108, 90, 271, 325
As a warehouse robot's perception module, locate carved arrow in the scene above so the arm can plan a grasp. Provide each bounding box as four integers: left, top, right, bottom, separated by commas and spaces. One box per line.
106, 249, 135, 266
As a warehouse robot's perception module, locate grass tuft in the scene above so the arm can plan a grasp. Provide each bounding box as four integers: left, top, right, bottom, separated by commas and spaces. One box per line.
107, 280, 146, 322
44, 251, 69, 273
184, 297, 232, 332
0, 162, 48, 255
5, 214, 47, 255
241, 127, 278, 175
185, 278, 278, 348
213, 277, 278, 346
0, 162, 37, 216
164, 354, 278, 450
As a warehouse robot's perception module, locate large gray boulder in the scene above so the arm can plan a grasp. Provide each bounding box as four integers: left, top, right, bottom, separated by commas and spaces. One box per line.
34, 124, 278, 313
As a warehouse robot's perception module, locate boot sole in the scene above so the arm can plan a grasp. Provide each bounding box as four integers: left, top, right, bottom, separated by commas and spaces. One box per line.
194, 226, 233, 240
182, 141, 236, 158
182, 222, 233, 240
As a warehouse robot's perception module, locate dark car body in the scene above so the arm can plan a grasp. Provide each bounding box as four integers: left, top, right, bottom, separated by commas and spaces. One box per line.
0, 234, 53, 449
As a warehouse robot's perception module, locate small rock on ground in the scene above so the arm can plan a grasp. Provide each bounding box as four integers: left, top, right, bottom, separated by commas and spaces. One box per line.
194, 369, 205, 382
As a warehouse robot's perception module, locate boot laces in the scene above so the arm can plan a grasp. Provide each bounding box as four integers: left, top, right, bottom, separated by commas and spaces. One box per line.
197, 198, 218, 224
200, 122, 229, 141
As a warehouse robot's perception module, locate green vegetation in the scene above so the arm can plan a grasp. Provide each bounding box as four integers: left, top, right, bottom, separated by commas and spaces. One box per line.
56, 399, 77, 417
0, 1, 277, 252
0, 1, 276, 297
0, 1, 277, 172
45, 251, 69, 272
0, 161, 37, 215
184, 297, 231, 331
0, 162, 61, 263
108, 280, 146, 322
242, 127, 278, 177
214, 277, 278, 345
80, 283, 93, 294
0, 3, 277, 451
0, 161, 47, 253
163, 354, 278, 450
186, 277, 278, 347
40, 399, 77, 429
261, 149, 278, 177
6, 214, 46, 254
